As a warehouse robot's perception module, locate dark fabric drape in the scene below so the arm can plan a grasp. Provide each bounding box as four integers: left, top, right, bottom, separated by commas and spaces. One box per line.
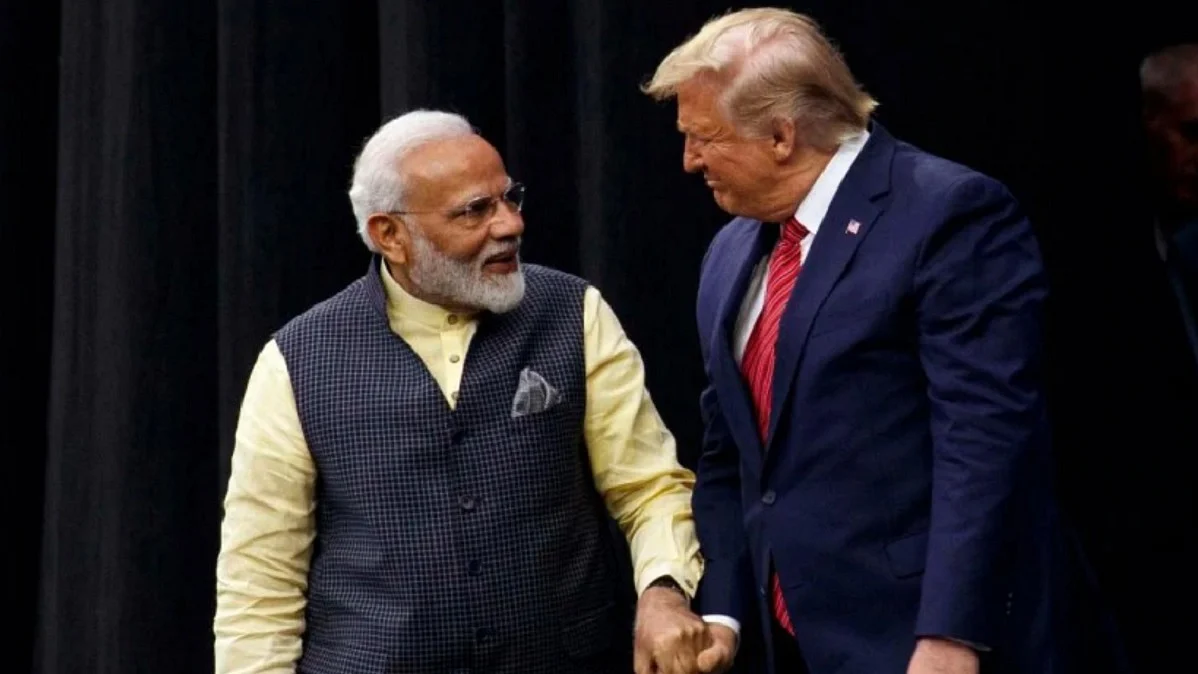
36, 2, 219, 672
1, 5, 58, 674
4, 0, 1191, 671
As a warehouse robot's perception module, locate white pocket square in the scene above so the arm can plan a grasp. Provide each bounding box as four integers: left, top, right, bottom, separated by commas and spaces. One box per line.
510, 367, 561, 418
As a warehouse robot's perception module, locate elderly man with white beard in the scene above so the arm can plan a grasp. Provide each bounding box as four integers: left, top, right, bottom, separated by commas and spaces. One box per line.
214, 109, 716, 674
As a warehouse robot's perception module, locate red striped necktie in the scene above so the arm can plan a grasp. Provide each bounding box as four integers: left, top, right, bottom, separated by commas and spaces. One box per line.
739, 216, 808, 636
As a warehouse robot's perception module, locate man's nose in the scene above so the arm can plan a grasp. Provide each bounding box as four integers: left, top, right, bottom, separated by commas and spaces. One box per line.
491, 203, 525, 239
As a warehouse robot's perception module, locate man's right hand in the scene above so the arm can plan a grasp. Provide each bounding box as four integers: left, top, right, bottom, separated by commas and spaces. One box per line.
695, 623, 737, 673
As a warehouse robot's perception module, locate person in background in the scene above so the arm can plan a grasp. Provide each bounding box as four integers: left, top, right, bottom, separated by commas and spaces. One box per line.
642, 7, 1093, 673
1074, 42, 1197, 673
214, 109, 718, 674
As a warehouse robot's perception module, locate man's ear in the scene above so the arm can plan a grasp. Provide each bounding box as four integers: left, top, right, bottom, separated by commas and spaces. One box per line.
367, 213, 411, 266
770, 117, 799, 162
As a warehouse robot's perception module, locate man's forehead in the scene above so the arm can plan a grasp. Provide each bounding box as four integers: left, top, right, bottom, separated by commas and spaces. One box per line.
677, 102, 719, 132
402, 136, 507, 197
676, 77, 724, 128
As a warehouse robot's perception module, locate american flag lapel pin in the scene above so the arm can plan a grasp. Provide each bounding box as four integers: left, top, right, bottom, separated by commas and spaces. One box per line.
845, 219, 860, 235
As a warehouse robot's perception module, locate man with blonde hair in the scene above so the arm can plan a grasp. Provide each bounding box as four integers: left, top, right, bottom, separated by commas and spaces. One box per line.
644, 8, 1079, 674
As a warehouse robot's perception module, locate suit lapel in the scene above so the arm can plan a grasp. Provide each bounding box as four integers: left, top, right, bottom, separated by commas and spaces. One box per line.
710, 221, 776, 457
765, 124, 896, 451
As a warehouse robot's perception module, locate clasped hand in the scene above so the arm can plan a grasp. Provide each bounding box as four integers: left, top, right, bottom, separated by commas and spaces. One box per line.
633, 587, 736, 674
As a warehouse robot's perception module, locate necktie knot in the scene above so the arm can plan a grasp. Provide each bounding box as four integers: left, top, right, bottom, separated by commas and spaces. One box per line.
781, 217, 808, 248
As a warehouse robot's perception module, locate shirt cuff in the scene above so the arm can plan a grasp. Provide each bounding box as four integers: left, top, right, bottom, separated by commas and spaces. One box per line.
703, 615, 740, 655
922, 636, 990, 652
950, 637, 990, 652
702, 614, 740, 635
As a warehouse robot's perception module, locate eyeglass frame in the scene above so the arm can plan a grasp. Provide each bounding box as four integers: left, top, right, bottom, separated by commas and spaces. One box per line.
384, 181, 526, 227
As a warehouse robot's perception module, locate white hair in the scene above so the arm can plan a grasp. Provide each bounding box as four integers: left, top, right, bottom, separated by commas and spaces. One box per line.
348, 110, 475, 251
1140, 43, 1198, 102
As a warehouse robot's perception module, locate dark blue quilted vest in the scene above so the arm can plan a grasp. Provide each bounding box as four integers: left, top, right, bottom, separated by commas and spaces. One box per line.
275, 258, 631, 674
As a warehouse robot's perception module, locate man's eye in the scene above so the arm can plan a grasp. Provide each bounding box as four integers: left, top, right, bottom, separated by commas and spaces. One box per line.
461, 199, 491, 217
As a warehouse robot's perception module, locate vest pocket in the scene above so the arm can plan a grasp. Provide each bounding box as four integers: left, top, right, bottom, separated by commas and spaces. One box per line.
560, 600, 615, 659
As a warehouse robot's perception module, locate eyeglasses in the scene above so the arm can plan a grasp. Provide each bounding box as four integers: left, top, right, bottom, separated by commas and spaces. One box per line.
388, 182, 526, 225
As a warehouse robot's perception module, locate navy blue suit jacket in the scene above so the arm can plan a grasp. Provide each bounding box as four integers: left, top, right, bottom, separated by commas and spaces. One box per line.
693, 123, 1084, 673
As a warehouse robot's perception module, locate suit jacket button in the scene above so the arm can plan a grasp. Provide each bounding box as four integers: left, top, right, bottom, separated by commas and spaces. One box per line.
762, 490, 776, 505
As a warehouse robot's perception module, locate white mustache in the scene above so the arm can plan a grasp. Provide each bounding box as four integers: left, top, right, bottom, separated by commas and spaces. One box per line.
479, 239, 521, 264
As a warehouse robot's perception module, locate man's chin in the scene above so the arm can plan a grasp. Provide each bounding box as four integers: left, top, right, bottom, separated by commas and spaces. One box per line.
475, 269, 525, 314
711, 189, 744, 216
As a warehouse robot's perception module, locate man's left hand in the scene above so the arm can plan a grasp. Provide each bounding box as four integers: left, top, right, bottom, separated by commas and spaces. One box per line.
633, 585, 711, 674
907, 637, 980, 674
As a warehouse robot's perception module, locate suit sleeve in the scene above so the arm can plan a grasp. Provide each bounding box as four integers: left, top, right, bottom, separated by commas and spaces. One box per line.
912, 175, 1050, 646
692, 241, 757, 624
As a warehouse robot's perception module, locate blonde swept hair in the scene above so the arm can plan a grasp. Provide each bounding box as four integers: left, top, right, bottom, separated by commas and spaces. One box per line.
642, 7, 877, 151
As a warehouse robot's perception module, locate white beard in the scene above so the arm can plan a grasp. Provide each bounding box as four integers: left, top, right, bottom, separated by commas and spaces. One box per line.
406, 228, 525, 314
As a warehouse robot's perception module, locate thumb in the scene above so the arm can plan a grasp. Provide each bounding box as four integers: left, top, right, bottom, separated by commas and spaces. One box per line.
696, 643, 729, 673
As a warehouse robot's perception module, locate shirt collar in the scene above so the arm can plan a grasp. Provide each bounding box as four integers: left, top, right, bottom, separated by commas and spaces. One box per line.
792, 129, 869, 234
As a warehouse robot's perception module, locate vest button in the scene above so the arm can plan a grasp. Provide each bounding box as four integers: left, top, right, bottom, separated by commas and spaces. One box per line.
468, 559, 483, 576
459, 495, 476, 511
451, 428, 467, 445
762, 490, 776, 505
475, 627, 492, 644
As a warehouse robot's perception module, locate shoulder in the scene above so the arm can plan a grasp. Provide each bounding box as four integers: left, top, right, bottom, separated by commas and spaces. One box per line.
521, 263, 591, 305
890, 138, 1018, 213
509, 263, 592, 329
522, 263, 590, 290
275, 277, 370, 342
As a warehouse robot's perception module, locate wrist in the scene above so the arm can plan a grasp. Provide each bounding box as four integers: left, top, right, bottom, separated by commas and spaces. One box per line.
917, 636, 982, 656
646, 575, 685, 594
645, 575, 689, 601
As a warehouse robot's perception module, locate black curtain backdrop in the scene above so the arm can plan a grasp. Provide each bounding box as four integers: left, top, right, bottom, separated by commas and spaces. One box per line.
2, 1, 1192, 672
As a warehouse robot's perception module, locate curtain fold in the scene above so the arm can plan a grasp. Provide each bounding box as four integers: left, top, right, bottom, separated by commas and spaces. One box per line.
37, 1, 219, 672
1, 4, 59, 674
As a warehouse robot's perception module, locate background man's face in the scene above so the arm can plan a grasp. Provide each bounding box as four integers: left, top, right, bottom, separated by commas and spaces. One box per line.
1145, 78, 1198, 216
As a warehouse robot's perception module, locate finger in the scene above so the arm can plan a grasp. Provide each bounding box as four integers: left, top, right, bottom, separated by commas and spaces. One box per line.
696, 644, 728, 673
663, 650, 697, 674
